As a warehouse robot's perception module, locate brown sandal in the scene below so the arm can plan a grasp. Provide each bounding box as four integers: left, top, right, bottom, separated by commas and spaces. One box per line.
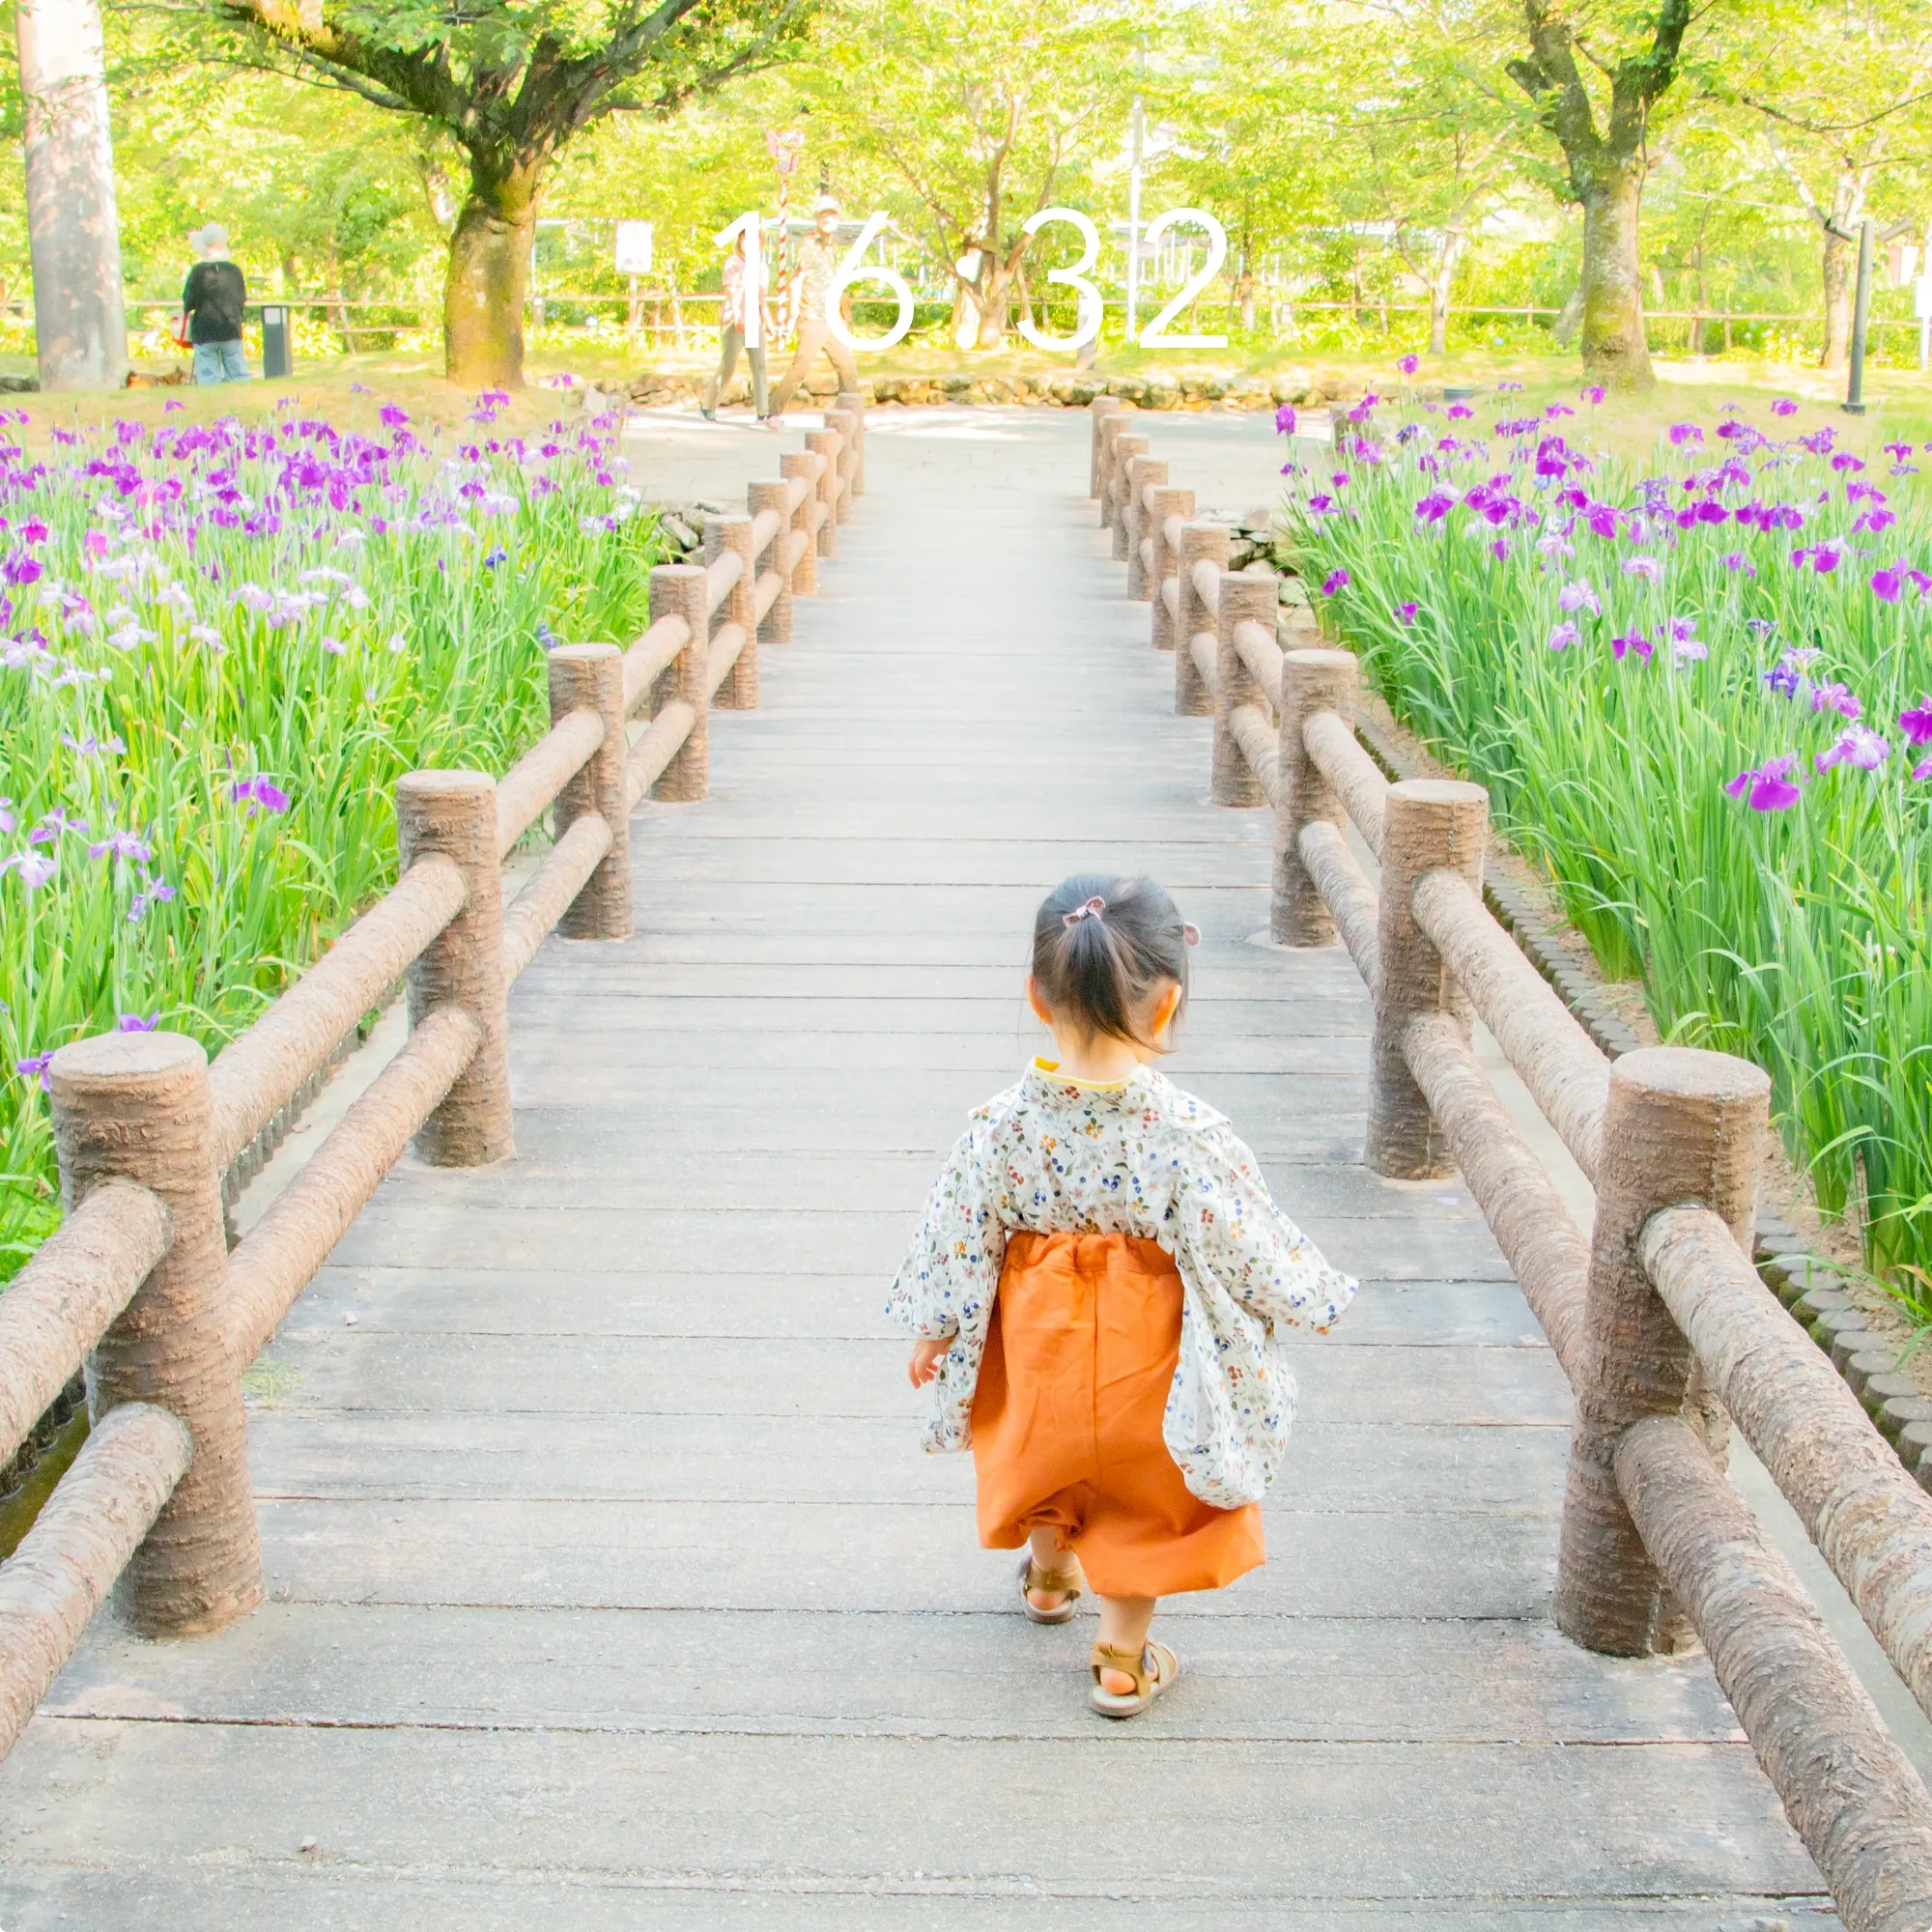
1090, 1638, 1178, 1718
1017, 1551, 1085, 1625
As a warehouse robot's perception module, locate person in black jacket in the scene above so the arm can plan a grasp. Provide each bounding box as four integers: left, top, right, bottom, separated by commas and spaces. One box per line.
180, 225, 249, 384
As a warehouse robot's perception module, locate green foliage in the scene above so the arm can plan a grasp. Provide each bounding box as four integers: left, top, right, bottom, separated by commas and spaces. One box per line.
1280, 389, 1932, 1301
0, 408, 661, 1281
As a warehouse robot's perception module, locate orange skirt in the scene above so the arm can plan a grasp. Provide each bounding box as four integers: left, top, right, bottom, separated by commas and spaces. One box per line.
970, 1229, 1264, 1599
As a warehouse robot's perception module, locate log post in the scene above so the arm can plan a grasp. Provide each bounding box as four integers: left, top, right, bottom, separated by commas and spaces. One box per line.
835, 388, 866, 495
823, 408, 858, 524
46, 1033, 261, 1636
547, 643, 631, 941
749, 480, 793, 643
1090, 396, 1122, 497
395, 771, 513, 1166
704, 511, 758, 710
1109, 434, 1148, 561
1367, 779, 1488, 1178
1555, 1047, 1770, 1657
1124, 455, 1167, 601
1176, 522, 1227, 718
1148, 485, 1194, 652
780, 453, 819, 597
647, 562, 711, 802
1213, 571, 1274, 807
1096, 412, 1131, 526
805, 429, 841, 558
1275, 649, 1359, 946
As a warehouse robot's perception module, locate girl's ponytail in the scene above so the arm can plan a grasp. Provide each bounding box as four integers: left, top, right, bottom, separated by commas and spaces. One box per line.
1031, 873, 1195, 1051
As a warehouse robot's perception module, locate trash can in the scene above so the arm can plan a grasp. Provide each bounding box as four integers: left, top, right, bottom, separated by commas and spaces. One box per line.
261, 305, 292, 381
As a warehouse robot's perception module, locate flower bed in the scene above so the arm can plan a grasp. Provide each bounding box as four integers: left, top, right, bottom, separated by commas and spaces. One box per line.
1277, 384, 1932, 1304
1, 398, 660, 1279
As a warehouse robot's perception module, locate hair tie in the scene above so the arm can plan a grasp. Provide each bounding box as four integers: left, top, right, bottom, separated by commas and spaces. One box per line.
1181, 923, 1201, 947
1062, 895, 1107, 929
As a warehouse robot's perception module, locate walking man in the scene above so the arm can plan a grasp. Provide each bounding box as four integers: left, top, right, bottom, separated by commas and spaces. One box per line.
701, 222, 772, 422
767, 194, 859, 418
180, 225, 249, 384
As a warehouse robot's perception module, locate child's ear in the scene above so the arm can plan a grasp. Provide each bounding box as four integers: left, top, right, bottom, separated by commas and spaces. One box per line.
1026, 975, 1055, 1026
1151, 980, 1182, 1039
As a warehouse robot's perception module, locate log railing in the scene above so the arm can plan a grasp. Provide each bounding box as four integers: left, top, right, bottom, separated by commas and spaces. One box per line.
1090, 395, 1932, 1932
0, 400, 867, 1761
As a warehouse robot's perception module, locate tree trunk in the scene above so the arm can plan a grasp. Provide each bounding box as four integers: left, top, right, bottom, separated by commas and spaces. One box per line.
16, 0, 127, 389
1577, 166, 1653, 392
975, 262, 1013, 349
1819, 227, 1852, 371
442, 155, 543, 389
1428, 228, 1465, 356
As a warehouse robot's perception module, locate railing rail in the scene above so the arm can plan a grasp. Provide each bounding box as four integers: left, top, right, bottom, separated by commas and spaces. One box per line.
0, 402, 865, 1764
1086, 397, 1932, 1932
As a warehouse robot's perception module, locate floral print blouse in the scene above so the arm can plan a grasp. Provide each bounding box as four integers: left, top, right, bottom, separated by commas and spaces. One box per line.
888, 1060, 1357, 1509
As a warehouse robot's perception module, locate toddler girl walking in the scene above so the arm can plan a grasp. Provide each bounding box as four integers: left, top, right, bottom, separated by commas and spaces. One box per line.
890, 874, 1356, 1718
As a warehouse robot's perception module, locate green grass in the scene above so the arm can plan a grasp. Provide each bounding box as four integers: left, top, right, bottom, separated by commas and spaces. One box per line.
1277, 379, 1932, 1309
0, 399, 661, 1281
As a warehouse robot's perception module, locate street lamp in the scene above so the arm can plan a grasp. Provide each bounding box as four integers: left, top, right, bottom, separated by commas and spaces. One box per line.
1833, 216, 1874, 416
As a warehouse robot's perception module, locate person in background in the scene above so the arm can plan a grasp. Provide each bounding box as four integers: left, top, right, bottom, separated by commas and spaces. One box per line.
180, 225, 249, 384
701, 223, 773, 424
766, 194, 860, 420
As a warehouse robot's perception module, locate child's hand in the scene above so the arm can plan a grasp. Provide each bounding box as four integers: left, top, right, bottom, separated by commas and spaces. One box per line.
908, 1338, 947, 1387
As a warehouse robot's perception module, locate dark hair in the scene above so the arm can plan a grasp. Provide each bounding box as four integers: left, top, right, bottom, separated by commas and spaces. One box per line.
1031, 874, 1191, 1051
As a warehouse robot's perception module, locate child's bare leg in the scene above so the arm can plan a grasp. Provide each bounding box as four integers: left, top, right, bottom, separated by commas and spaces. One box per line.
1026, 1524, 1077, 1613
1095, 1595, 1156, 1694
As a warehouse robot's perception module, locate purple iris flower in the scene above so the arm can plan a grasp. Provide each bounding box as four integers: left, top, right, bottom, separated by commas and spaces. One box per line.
1274, 404, 1297, 436
1723, 553, 1756, 577
14, 1049, 53, 1091
1611, 633, 1653, 663
1413, 492, 1455, 524
1763, 664, 1802, 698
1396, 602, 1418, 626
1667, 423, 1704, 447
1816, 726, 1889, 773
1331, 471, 1351, 490
1855, 509, 1897, 535
1347, 394, 1380, 422
1306, 494, 1335, 515
1898, 701, 1932, 746
230, 777, 292, 814
1446, 404, 1472, 420
1397, 355, 1419, 376
1581, 385, 1605, 406
1811, 682, 1860, 720
1547, 619, 1580, 651
115, 1012, 159, 1033
1831, 452, 1865, 473
1725, 755, 1802, 810
1873, 568, 1903, 604
380, 404, 410, 429
1915, 757, 1932, 782
1771, 398, 1799, 417
1545, 403, 1575, 419
1321, 569, 1350, 595
1557, 580, 1599, 614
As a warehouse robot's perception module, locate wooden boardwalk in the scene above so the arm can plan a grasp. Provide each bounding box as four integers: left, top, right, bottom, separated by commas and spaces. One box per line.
0, 412, 1833, 1927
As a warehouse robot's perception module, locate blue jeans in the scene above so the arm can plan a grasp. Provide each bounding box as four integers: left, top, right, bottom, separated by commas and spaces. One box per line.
192, 340, 249, 384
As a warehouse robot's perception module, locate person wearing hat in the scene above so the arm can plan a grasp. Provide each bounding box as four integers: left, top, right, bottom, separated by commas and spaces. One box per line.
767, 193, 860, 419
179, 225, 249, 384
